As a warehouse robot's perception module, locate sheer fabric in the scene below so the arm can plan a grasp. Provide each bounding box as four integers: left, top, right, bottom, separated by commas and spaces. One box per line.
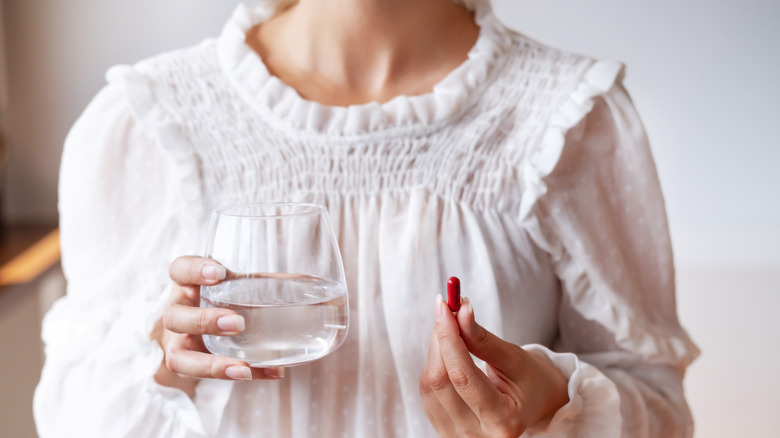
34, 1, 698, 436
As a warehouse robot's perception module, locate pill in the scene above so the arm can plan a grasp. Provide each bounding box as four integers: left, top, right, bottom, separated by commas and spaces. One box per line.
447, 277, 461, 312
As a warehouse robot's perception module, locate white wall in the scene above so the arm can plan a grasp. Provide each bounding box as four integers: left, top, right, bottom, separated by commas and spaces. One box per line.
2, 0, 779, 436
493, 0, 780, 270
492, 2, 780, 436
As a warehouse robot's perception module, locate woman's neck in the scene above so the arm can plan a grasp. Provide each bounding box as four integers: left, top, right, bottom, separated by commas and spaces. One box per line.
247, 0, 480, 106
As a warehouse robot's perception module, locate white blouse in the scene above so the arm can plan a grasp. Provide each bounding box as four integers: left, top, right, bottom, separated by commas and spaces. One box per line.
34, 1, 699, 437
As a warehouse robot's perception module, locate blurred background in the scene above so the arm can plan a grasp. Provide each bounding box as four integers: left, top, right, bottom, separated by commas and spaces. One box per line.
0, 0, 778, 436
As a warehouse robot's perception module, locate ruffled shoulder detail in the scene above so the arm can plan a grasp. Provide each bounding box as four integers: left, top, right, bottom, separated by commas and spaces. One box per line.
518, 60, 700, 368
217, 1, 512, 136
518, 59, 625, 247
105, 65, 203, 204
105, 65, 207, 245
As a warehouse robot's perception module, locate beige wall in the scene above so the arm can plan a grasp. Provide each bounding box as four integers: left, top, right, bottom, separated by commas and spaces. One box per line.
0, 267, 64, 438
1, 0, 242, 224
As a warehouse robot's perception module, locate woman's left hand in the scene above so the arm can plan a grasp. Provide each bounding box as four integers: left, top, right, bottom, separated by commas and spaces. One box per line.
419, 296, 570, 437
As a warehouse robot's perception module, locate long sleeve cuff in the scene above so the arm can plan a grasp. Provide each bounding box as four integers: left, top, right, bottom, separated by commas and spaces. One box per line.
522, 344, 622, 437
35, 288, 234, 437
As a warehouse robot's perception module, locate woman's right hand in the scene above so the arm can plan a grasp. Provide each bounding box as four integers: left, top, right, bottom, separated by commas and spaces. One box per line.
152, 256, 285, 396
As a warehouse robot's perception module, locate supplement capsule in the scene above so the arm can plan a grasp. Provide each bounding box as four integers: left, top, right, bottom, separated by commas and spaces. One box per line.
447, 277, 461, 312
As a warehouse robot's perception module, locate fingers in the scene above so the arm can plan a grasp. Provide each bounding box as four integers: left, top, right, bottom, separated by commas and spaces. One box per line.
161, 256, 287, 383
457, 301, 529, 381
162, 303, 245, 336
420, 331, 477, 435
164, 333, 284, 381
420, 332, 458, 436
169, 255, 227, 286
456, 299, 569, 428
434, 296, 504, 421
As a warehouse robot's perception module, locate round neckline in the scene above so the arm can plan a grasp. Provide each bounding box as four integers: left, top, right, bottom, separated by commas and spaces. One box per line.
217, 0, 511, 137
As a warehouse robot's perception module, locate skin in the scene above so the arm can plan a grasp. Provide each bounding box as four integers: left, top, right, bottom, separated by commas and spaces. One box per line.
153, 257, 284, 398
420, 297, 569, 437
246, 0, 480, 105
153, 0, 570, 432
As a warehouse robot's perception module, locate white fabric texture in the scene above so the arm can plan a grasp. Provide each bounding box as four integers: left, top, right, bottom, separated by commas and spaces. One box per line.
34, 1, 698, 437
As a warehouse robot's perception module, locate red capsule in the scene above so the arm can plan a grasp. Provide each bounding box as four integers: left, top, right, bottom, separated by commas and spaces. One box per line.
447, 277, 461, 312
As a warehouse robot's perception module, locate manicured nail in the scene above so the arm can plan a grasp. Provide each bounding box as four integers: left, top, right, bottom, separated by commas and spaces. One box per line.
225, 366, 252, 380
263, 367, 285, 379
202, 263, 226, 281
435, 294, 445, 322
465, 301, 475, 322
217, 315, 245, 332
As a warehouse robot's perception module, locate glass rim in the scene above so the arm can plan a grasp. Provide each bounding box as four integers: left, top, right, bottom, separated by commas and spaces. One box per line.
211, 202, 327, 219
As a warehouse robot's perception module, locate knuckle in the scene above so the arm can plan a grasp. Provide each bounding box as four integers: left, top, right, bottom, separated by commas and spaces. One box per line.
208, 357, 221, 379
436, 327, 460, 348
426, 368, 451, 393
169, 256, 204, 284
476, 325, 491, 346
189, 261, 203, 281
164, 351, 179, 373
418, 374, 433, 396
196, 310, 211, 334
161, 309, 175, 331
448, 367, 471, 390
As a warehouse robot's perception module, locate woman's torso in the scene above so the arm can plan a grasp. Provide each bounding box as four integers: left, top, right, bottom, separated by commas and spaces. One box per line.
121, 4, 599, 435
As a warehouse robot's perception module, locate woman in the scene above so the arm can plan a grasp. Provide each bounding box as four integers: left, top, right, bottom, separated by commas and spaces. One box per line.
35, 0, 699, 436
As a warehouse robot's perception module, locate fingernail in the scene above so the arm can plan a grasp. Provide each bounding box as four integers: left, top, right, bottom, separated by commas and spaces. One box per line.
465, 302, 476, 327
225, 366, 252, 380
217, 315, 245, 332
263, 367, 285, 379
435, 294, 444, 322
202, 263, 226, 281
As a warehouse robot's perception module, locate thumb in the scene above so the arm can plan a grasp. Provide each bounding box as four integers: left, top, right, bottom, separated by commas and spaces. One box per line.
457, 300, 530, 378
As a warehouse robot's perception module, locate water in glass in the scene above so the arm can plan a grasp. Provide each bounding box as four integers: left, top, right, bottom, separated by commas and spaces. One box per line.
202, 274, 348, 367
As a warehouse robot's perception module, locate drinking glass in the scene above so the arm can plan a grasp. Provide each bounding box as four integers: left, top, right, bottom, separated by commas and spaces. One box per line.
200, 203, 349, 367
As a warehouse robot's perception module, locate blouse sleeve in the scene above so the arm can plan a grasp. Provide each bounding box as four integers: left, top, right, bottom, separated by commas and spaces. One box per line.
519, 69, 700, 437
33, 68, 232, 437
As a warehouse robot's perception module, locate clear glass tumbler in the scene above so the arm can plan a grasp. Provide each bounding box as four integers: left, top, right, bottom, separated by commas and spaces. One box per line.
200, 203, 349, 367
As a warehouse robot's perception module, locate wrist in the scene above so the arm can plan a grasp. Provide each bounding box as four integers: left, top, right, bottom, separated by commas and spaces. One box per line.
527, 349, 570, 427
